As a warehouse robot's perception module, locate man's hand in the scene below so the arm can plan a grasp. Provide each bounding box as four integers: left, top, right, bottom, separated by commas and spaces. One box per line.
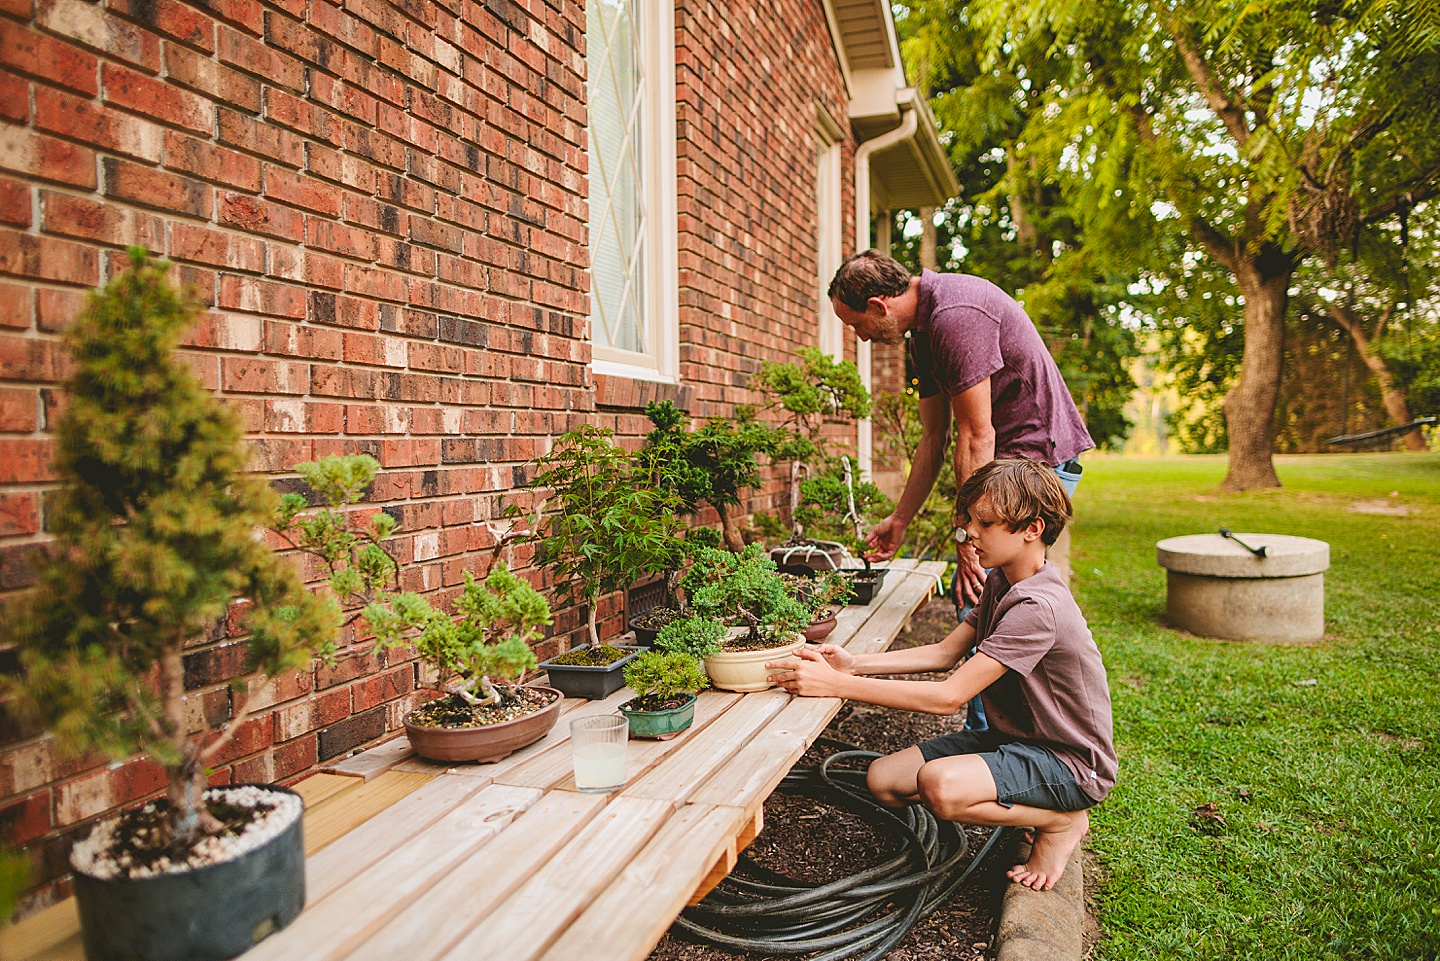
865, 514, 906, 562
956, 542, 985, 606
768, 646, 846, 697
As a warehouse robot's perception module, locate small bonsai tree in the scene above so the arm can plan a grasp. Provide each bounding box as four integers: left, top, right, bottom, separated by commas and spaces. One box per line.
521, 425, 682, 650
622, 650, 708, 709
803, 570, 854, 616
792, 456, 893, 568
680, 546, 809, 644
411, 562, 550, 708
0, 252, 335, 846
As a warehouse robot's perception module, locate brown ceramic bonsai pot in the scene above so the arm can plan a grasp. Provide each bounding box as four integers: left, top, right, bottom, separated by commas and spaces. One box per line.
803, 610, 838, 642
404, 686, 564, 763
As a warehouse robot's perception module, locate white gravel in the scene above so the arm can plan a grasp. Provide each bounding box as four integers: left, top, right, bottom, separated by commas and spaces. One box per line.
71, 785, 303, 881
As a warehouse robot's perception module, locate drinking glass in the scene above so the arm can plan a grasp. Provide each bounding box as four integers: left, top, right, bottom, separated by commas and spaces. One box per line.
570, 714, 628, 793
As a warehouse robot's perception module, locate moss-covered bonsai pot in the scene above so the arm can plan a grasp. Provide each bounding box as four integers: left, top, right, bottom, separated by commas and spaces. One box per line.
537, 643, 643, 700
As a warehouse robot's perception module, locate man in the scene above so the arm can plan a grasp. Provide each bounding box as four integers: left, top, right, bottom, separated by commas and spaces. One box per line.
828, 250, 1093, 729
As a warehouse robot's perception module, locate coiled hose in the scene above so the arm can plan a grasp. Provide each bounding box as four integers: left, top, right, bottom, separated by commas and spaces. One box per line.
676, 738, 1009, 961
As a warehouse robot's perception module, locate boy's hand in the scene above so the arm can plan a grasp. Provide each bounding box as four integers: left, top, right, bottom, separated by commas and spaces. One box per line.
809, 643, 857, 674
768, 646, 845, 697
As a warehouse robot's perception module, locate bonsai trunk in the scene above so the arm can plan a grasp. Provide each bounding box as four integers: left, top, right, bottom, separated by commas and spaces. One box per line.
1222, 247, 1291, 492
160, 646, 220, 845
587, 592, 601, 648
715, 503, 747, 553
665, 569, 683, 610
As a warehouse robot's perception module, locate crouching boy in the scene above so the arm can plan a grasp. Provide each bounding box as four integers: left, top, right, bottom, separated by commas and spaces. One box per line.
768, 458, 1116, 890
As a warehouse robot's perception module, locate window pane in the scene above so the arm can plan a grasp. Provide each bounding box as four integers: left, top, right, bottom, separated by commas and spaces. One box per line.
588, 0, 647, 356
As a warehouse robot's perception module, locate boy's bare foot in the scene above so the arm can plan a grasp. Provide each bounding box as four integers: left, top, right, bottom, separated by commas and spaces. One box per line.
1006, 810, 1088, 891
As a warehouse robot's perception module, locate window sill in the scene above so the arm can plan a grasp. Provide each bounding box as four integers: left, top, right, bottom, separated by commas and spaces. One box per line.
592, 368, 692, 411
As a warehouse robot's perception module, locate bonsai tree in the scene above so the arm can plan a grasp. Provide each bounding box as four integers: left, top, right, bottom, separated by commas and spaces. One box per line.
621, 650, 708, 710
521, 425, 681, 651
0, 252, 335, 846
802, 570, 854, 616
410, 562, 550, 708
792, 456, 893, 569
639, 400, 780, 553
680, 546, 809, 644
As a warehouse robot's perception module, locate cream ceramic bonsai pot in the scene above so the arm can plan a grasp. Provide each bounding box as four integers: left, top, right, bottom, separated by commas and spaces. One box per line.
702, 635, 805, 693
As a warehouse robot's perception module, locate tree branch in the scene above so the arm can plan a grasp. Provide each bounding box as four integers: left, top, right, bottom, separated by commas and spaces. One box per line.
1164, 17, 1252, 148
1362, 179, 1440, 225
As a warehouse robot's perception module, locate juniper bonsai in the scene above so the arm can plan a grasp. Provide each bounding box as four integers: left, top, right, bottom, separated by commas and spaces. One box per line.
622, 650, 708, 709
654, 615, 729, 660
681, 546, 809, 643
0, 252, 335, 846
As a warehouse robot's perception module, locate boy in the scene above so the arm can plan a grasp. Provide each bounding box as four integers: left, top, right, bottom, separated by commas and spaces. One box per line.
768, 458, 1116, 890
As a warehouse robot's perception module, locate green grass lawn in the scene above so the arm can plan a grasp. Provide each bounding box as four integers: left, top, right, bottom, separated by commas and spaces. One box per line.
1074, 453, 1440, 960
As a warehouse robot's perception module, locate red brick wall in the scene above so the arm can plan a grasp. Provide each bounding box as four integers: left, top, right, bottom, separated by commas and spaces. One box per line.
0, 0, 857, 915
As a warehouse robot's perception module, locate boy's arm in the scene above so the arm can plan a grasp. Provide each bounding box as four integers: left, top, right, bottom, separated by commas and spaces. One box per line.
774, 646, 1008, 715
837, 621, 976, 676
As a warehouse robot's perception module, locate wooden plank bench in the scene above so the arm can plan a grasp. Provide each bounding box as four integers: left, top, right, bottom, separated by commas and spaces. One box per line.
1, 559, 946, 961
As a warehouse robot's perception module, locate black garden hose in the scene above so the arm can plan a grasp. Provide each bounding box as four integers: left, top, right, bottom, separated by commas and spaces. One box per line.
676, 738, 1009, 961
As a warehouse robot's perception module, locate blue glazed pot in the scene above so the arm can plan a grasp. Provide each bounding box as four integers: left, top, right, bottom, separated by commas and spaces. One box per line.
619, 693, 697, 739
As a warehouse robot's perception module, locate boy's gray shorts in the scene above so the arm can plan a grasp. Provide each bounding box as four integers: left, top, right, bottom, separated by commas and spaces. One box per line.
917, 730, 1097, 812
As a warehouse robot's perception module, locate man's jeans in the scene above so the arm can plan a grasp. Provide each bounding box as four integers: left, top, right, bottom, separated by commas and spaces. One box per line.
955, 462, 1083, 731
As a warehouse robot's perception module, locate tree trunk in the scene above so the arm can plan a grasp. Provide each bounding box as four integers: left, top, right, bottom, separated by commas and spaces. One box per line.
715, 503, 746, 552
919, 206, 937, 270
160, 645, 216, 845
586, 596, 600, 648
1327, 303, 1428, 451
1221, 248, 1290, 491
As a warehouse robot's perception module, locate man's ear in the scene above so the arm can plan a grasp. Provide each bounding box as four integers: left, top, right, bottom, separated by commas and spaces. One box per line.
866, 296, 888, 316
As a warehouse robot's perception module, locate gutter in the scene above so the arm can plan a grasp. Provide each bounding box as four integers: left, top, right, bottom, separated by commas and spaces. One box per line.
852, 99, 917, 475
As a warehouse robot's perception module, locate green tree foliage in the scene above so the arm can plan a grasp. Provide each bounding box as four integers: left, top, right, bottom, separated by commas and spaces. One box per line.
654, 615, 729, 660
622, 650, 708, 702
521, 425, 683, 647
0, 252, 335, 845
947, 0, 1440, 487
872, 391, 959, 557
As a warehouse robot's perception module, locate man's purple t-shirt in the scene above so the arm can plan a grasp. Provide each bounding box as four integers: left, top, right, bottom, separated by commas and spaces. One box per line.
908, 270, 1093, 466
964, 563, 1117, 802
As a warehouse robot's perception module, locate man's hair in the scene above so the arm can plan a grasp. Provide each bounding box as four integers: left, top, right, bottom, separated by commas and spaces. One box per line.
827, 250, 912, 311
955, 459, 1072, 547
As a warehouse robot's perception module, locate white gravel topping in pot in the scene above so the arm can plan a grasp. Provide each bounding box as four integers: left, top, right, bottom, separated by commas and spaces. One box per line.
71, 786, 303, 881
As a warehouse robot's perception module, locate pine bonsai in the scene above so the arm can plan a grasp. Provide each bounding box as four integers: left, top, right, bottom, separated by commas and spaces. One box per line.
654, 615, 729, 660
0, 252, 335, 846
621, 650, 708, 711
680, 546, 809, 645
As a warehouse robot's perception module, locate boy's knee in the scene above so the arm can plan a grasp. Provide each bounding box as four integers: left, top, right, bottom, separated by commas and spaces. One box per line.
916, 762, 967, 821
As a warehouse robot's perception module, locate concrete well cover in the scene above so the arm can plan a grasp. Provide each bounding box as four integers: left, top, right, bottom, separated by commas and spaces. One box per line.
1155, 534, 1329, 578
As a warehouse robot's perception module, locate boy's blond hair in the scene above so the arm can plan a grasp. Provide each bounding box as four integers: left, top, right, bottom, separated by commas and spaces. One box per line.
955, 459, 1072, 547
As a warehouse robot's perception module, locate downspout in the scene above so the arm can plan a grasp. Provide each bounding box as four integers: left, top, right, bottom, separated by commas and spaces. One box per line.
852, 98, 918, 476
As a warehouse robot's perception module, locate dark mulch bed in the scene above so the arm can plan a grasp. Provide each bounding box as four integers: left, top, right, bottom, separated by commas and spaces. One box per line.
647, 600, 1009, 961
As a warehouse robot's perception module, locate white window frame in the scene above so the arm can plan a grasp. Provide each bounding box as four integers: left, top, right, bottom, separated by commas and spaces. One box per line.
815, 107, 844, 359
588, 0, 679, 383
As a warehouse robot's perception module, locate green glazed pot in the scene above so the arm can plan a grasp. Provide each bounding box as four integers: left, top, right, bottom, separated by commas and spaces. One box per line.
619, 693, 697, 739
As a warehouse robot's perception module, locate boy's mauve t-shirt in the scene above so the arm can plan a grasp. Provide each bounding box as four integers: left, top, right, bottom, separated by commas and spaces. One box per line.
908, 269, 1093, 467
964, 562, 1117, 801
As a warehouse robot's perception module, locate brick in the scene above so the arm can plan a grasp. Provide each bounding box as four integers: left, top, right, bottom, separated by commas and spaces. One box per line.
34, 287, 84, 332
216, 191, 304, 242
263, 86, 341, 145
41, 192, 164, 249
164, 42, 258, 112
0, 178, 29, 228
217, 109, 304, 168
263, 318, 342, 358
218, 274, 306, 317
0, 491, 40, 536
164, 132, 262, 192
191, 0, 262, 35
217, 25, 303, 91
0, 386, 38, 431
108, 0, 216, 52
221, 356, 307, 394
0, 229, 98, 286
0, 19, 100, 95
0, 129, 97, 189
109, 757, 166, 806
263, 164, 342, 216
0, 791, 51, 845
169, 222, 264, 273
103, 158, 211, 217
36, 0, 161, 71
306, 218, 376, 260
34, 86, 164, 163
103, 62, 212, 135
0, 71, 27, 123
317, 706, 385, 760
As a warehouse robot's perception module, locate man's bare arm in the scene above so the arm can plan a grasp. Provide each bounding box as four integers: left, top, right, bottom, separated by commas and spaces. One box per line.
865, 392, 951, 560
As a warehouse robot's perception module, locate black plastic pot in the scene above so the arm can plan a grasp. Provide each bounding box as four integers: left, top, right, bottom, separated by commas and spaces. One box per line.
843, 568, 889, 605
539, 646, 642, 699
628, 609, 680, 648
72, 784, 305, 961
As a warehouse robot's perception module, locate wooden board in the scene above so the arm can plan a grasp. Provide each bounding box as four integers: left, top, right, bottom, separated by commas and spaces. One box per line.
245, 783, 541, 961
304, 773, 492, 904
433, 796, 676, 961
291, 772, 362, 807
685, 805, 763, 906
495, 690, 740, 791
0, 900, 82, 961
843, 564, 943, 657
322, 734, 416, 781
339, 790, 607, 961
302, 770, 434, 855
622, 690, 790, 803
537, 803, 741, 961
687, 696, 831, 813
